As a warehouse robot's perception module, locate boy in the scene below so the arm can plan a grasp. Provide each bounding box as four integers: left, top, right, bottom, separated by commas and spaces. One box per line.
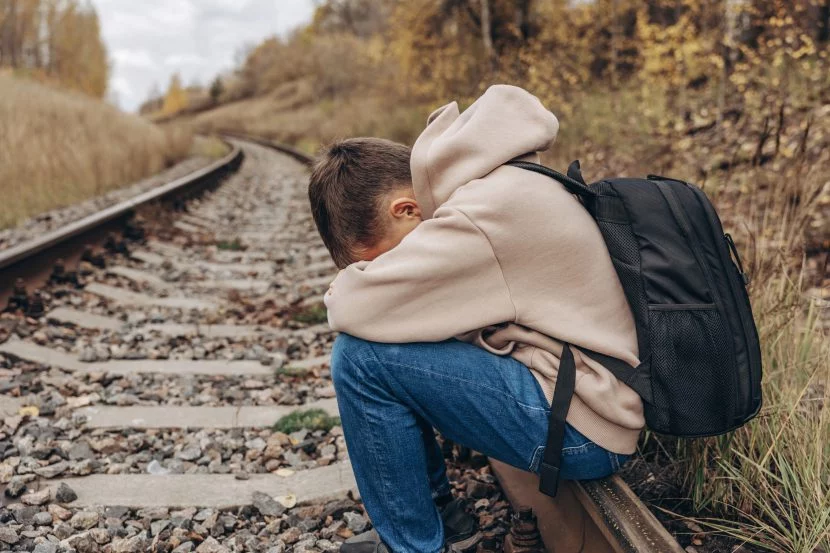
308, 85, 644, 553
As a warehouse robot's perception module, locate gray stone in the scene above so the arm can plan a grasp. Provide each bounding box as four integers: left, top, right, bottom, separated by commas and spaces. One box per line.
251, 491, 285, 517
49, 503, 72, 520
343, 511, 368, 533
71, 459, 94, 476
293, 537, 318, 552
13, 505, 39, 524
0, 527, 19, 544
110, 535, 146, 553
278, 527, 302, 545
53, 522, 73, 539
316, 539, 339, 552
195, 537, 229, 553
283, 450, 305, 467
172, 542, 195, 553
33, 511, 53, 525
0, 395, 24, 417
34, 461, 69, 479
6, 476, 27, 497
70, 510, 99, 530
68, 441, 94, 461
89, 528, 111, 545
177, 446, 202, 461
55, 482, 78, 503
104, 506, 129, 519
137, 506, 169, 520
62, 531, 97, 553
21, 487, 51, 505
150, 519, 170, 536
33, 542, 58, 553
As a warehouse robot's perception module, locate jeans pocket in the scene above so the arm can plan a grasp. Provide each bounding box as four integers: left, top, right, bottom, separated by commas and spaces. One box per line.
528, 445, 546, 473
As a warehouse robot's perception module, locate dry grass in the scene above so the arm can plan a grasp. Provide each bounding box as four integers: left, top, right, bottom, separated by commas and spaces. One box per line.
0, 75, 193, 229
178, 79, 429, 156
673, 164, 830, 551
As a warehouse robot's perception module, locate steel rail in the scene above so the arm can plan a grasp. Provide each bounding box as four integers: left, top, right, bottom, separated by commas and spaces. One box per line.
0, 143, 243, 271
0, 141, 244, 303
226, 132, 684, 553
221, 132, 314, 165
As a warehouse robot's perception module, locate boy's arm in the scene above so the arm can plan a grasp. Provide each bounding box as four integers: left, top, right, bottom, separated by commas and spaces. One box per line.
324, 206, 515, 343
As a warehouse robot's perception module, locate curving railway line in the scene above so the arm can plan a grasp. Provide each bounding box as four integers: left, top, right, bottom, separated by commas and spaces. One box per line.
0, 137, 683, 552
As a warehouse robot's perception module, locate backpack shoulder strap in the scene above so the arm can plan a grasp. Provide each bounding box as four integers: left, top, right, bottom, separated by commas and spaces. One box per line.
538, 342, 576, 497
506, 160, 596, 198
538, 344, 640, 497
567, 160, 587, 184
577, 347, 638, 386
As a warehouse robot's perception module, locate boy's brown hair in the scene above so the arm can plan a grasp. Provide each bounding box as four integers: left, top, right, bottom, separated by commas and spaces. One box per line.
308, 137, 412, 268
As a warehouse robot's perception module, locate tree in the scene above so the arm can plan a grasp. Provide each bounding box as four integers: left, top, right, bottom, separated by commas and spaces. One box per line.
209, 76, 224, 104
0, 0, 108, 98
50, 2, 109, 97
162, 73, 188, 116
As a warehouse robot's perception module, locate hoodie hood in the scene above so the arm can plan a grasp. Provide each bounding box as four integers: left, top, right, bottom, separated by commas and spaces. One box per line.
410, 84, 560, 219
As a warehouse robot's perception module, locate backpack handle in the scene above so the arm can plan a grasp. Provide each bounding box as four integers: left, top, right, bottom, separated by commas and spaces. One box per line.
507, 160, 597, 197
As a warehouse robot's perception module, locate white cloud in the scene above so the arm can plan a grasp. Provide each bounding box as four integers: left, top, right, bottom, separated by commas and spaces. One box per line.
112, 50, 155, 69
163, 54, 207, 66
92, 0, 315, 112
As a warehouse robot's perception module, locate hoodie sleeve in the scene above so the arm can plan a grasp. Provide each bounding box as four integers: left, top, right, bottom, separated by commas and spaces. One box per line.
323, 206, 515, 343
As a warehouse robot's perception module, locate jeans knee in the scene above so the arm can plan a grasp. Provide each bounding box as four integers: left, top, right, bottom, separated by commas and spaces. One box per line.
331, 333, 371, 390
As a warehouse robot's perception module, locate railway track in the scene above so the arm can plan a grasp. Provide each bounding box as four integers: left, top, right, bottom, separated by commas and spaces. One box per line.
0, 137, 683, 552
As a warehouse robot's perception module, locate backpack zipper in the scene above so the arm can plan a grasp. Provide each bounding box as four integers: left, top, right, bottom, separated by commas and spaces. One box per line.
725, 233, 750, 285
688, 186, 762, 421
654, 180, 741, 424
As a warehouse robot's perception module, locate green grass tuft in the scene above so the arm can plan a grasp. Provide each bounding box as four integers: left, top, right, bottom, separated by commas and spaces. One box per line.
273, 408, 340, 434
216, 237, 244, 251
290, 302, 328, 325
275, 365, 311, 377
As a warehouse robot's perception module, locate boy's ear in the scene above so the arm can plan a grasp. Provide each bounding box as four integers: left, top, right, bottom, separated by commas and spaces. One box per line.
389, 196, 421, 219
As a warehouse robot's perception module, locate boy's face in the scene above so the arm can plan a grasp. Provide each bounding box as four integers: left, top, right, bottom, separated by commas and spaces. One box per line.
357, 186, 422, 262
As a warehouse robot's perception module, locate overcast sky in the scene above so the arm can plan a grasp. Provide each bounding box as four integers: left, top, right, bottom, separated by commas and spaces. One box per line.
93, 0, 316, 112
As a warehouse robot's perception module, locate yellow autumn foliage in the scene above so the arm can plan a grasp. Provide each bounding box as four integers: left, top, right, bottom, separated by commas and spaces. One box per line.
0, 76, 193, 228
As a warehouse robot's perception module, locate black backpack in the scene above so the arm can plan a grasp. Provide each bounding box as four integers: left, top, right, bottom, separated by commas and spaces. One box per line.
507, 160, 763, 498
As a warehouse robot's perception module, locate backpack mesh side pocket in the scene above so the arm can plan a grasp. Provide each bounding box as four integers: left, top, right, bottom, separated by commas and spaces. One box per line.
646, 305, 736, 435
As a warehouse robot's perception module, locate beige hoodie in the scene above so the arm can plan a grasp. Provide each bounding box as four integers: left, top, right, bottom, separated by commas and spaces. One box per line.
324, 84, 644, 454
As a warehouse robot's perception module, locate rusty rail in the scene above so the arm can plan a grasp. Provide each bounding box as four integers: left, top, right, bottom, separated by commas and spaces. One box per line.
0, 141, 244, 304
221, 132, 314, 165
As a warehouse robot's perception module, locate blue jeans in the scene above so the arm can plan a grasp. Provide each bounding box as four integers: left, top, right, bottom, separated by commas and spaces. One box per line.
331, 334, 631, 553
